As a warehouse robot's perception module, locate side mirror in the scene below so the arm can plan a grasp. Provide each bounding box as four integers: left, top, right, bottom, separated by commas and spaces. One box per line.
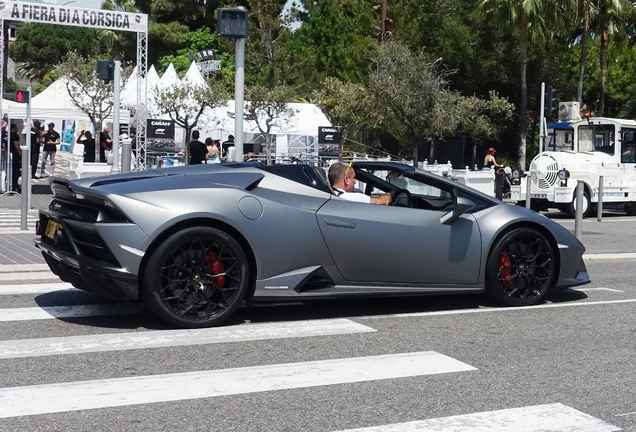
440, 196, 475, 225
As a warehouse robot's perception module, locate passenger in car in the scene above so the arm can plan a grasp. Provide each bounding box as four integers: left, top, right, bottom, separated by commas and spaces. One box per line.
328, 162, 392, 205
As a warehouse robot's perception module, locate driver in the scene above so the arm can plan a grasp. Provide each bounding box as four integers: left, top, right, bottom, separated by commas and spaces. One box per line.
328, 162, 393, 205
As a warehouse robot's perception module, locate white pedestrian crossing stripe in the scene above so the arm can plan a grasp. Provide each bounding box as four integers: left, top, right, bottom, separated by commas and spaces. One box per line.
335, 403, 620, 432
0, 213, 37, 229
0, 303, 146, 321
0, 318, 376, 359
0, 351, 476, 418
0, 282, 75, 295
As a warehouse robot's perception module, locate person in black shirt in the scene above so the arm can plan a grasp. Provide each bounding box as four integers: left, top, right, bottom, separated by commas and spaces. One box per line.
30, 120, 42, 179
221, 134, 234, 158
77, 130, 96, 162
41, 122, 60, 177
99, 126, 112, 163
9, 124, 21, 192
188, 130, 208, 165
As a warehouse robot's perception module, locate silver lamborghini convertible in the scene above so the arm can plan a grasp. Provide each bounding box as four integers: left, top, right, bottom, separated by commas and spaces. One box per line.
35, 161, 589, 328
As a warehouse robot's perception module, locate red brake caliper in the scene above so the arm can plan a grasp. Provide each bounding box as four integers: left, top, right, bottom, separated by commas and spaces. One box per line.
498, 248, 513, 291
205, 251, 226, 288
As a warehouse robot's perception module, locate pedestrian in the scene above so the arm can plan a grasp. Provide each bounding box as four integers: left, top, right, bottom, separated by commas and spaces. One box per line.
77, 130, 96, 163
221, 134, 234, 157
10, 123, 21, 193
129, 127, 137, 153
483, 147, 503, 170
188, 130, 207, 165
99, 125, 113, 163
41, 122, 60, 177
205, 137, 220, 164
30, 120, 42, 179
1, 119, 7, 189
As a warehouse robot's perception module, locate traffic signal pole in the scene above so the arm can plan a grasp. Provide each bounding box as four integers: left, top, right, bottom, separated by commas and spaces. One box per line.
21, 94, 31, 230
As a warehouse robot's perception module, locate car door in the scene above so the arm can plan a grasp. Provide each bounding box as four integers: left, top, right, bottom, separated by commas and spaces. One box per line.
316, 173, 482, 285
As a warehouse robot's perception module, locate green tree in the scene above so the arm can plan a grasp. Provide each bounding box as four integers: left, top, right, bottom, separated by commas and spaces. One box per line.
593, 0, 631, 115
368, 41, 456, 165
245, 85, 296, 165
57, 52, 132, 134
156, 27, 233, 80
286, 0, 375, 92
153, 80, 229, 163
311, 77, 375, 159
450, 91, 516, 167
10, 24, 103, 80
474, 0, 573, 169
246, 0, 295, 86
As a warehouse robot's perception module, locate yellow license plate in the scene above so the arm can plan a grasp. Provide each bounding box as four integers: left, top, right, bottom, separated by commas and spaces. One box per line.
44, 220, 62, 240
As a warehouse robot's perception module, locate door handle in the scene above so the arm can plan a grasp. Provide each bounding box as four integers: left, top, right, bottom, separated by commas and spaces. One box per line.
324, 218, 356, 229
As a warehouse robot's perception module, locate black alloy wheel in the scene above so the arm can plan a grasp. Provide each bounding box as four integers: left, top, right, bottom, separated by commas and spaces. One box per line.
143, 226, 249, 328
485, 227, 555, 306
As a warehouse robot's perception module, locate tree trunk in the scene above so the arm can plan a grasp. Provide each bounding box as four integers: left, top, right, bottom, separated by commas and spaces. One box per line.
429, 137, 435, 163
599, 29, 608, 116
266, 135, 272, 165
518, 16, 529, 170
185, 126, 192, 165
411, 140, 418, 167
577, 14, 589, 104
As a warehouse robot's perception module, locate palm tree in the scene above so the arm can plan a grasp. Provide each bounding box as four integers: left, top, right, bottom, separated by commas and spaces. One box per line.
474, 0, 572, 169
574, 0, 594, 103
594, 0, 630, 115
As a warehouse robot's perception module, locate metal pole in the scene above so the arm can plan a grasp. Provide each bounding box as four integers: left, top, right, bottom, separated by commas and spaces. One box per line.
597, 176, 603, 221
575, 180, 584, 240
122, 138, 131, 173
111, 61, 121, 173
539, 82, 545, 153
21, 98, 31, 230
234, 33, 245, 162
496, 169, 503, 200
525, 171, 532, 209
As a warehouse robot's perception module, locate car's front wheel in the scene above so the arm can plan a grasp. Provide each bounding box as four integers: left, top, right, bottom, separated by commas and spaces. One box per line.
143, 226, 249, 328
485, 227, 555, 306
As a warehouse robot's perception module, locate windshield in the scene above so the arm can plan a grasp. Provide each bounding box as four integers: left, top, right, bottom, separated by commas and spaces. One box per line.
579, 125, 616, 155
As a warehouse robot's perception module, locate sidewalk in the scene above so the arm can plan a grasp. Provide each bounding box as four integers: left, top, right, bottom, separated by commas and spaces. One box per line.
0, 151, 72, 282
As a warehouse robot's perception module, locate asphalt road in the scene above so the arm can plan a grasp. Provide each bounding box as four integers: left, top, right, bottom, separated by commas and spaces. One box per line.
0, 216, 634, 431
0, 255, 636, 431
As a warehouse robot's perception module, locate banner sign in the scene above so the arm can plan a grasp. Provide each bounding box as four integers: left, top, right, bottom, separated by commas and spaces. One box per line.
318, 126, 341, 145
0, 1, 148, 33
147, 119, 174, 139
318, 126, 341, 157
146, 119, 176, 152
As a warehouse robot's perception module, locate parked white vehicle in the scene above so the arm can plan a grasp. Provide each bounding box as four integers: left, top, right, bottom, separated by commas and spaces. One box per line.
510, 117, 636, 216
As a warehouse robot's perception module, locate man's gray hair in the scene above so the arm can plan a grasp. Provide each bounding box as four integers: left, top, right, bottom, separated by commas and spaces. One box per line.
328, 162, 347, 186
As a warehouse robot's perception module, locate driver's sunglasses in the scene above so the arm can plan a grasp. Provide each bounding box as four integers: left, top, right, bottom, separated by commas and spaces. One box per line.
344, 162, 353, 177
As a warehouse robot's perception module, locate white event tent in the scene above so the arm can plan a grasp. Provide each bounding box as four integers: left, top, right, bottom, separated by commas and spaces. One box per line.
122, 61, 331, 158
3, 77, 127, 148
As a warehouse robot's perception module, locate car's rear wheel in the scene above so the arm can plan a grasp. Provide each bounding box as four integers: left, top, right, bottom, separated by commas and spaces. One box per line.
485, 227, 555, 306
143, 226, 249, 328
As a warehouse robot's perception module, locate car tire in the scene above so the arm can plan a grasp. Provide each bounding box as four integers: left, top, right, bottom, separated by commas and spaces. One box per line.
485, 227, 555, 306
625, 202, 636, 216
143, 226, 249, 328
566, 190, 591, 218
